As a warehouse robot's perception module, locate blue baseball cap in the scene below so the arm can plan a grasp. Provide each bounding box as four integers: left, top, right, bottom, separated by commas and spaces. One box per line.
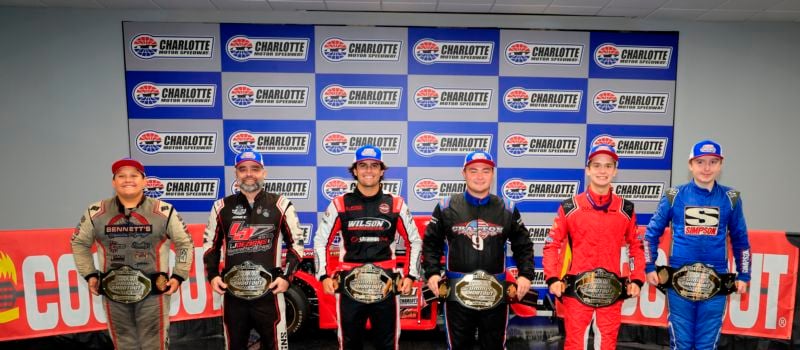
587, 144, 619, 164
235, 149, 264, 167
689, 139, 724, 160
463, 150, 495, 168
353, 145, 383, 164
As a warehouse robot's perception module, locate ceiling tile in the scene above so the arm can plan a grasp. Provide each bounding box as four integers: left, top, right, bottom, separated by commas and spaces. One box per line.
646, 8, 705, 20
717, 0, 783, 11
491, 4, 549, 13
660, 0, 724, 10
41, 0, 102, 8
545, 5, 602, 15
268, 0, 326, 10
597, 7, 656, 17
437, 2, 493, 12
152, 0, 216, 10
605, 0, 669, 9
95, 0, 160, 9
770, 0, 800, 11
749, 10, 800, 21
697, 9, 758, 21
326, 1, 380, 11
210, 0, 272, 11
381, 2, 436, 11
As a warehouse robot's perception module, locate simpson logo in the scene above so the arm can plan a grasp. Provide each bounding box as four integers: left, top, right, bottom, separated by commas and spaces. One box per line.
228, 131, 310, 154
593, 90, 668, 113
226, 36, 308, 61
131, 34, 213, 59
684, 207, 720, 235
0, 251, 19, 324
144, 177, 218, 200
264, 180, 311, 199
320, 85, 402, 110
348, 218, 392, 231
228, 84, 309, 108
132, 82, 216, 108
613, 182, 664, 201
594, 43, 672, 69
412, 132, 491, 157
413, 39, 493, 64
527, 225, 550, 245
413, 178, 465, 201
414, 87, 491, 110
502, 179, 578, 202
504, 88, 582, 112
602, 136, 668, 159
321, 38, 401, 62
505, 42, 583, 65
322, 132, 401, 155
136, 131, 216, 154
504, 134, 580, 157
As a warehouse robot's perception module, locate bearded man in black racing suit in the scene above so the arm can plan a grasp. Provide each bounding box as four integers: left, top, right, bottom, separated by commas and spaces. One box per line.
313, 145, 423, 350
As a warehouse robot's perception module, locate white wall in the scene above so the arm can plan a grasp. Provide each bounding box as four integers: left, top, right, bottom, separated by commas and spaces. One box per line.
0, 8, 797, 230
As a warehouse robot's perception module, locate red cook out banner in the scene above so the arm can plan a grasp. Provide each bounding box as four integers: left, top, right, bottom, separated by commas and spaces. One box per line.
0, 225, 796, 341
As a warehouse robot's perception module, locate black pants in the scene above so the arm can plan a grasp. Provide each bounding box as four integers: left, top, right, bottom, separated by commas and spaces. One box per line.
444, 300, 509, 350
223, 293, 287, 350
338, 293, 398, 350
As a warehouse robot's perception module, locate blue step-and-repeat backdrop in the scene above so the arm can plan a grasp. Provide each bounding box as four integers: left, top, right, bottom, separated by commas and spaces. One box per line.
123, 22, 678, 294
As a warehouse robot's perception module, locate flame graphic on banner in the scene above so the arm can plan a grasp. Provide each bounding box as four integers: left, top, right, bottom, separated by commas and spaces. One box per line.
0, 251, 20, 323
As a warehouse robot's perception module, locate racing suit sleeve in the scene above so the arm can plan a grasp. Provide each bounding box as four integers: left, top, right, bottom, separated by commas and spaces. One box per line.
394, 197, 422, 280
313, 200, 342, 280
728, 194, 751, 282
421, 203, 446, 280
165, 207, 194, 282
71, 203, 99, 280
625, 208, 646, 284
277, 196, 305, 279
203, 199, 225, 281
509, 207, 535, 281
543, 203, 569, 287
644, 194, 672, 273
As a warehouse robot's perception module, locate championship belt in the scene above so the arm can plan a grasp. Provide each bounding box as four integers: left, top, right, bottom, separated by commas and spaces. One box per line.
100, 265, 168, 304
656, 263, 737, 301
506, 282, 540, 307
223, 261, 278, 300
563, 268, 628, 307
445, 271, 505, 311
340, 263, 395, 304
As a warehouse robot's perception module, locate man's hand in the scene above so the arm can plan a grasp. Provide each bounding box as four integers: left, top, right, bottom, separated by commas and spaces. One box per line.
269, 277, 290, 294
646, 271, 659, 287
548, 281, 564, 297
87, 277, 100, 296
427, 275, 441, 297
515, 276, 531, 301
163, 278, 181, 295
322, 277, 338, 295
399, 277, 414, 295
627, 283, 641, 298
210, 276, 227, 295
735, 280, 748, 294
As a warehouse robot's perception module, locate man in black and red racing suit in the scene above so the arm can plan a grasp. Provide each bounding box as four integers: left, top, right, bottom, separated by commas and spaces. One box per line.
203, 150, 305, 350
313, 145, 422, 350
422, 151, 535, 350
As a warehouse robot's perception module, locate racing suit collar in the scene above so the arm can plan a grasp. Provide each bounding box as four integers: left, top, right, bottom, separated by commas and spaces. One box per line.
353, 187, 384, 201
236, 189, 265, 207
115, 195, 146, 213
464, 191, 491, 207
586, 187, 612, 211
689, 179, 717, 194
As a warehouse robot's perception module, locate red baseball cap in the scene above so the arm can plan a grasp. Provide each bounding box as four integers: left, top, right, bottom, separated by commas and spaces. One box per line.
112, 158, 145, 175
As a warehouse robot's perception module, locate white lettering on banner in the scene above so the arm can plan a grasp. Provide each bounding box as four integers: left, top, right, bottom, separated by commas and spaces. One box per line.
729, 253, 788, 329
58, 255, 89, 327
22, 256, 58, 330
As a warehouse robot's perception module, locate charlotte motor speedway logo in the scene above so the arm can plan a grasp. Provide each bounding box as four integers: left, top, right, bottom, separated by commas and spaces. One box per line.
505, 42, 582, 65
413, 39, 494, 64
228, 84, 309, 108
322, 178, 402, 200
502, 179, 579, 202
593, 90, 668, 113
322, 132, 401, 155
321, 38, 402, 62
226, 36, 309, 61
504, 88, 582, 112
143, 177, 219, 200
136, 130, 216, 154
591, 134, 667, 159
594, 43, 672, 69
412, 132, 492, 157
132, 82, 216, 108
320, 84, 402, 110
131, 34, 213, 59
228, 130, 310, 154
414, 87, 491, 110
413, 178, 466, 201
504, 134, 580, 157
